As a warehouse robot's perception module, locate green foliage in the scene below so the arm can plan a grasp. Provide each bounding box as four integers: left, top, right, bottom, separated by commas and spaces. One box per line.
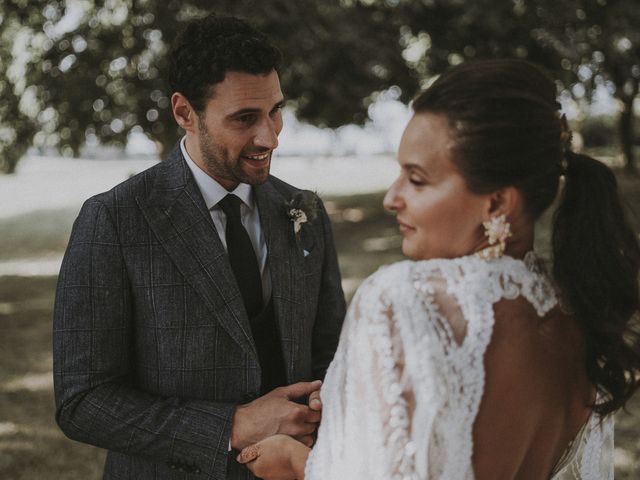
0, 0, 417, 172
530, 0, 640, 170
2, 0, 640, 173
384, 0, 640, 170
0, 0, 51, 173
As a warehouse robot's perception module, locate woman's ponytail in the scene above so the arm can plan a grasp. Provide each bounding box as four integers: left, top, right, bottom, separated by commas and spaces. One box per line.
552, 150, 640, 414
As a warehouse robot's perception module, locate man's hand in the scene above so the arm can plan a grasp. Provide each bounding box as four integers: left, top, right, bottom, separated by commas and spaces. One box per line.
230, 381, 322, 450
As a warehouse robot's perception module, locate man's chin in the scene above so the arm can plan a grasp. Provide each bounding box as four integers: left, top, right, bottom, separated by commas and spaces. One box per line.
241, 163, 271, 185
236, 170, 268, 186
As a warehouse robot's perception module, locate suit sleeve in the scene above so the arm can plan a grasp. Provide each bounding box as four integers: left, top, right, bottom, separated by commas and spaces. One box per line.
311, 199, 346, 379
53, 198, 232, 478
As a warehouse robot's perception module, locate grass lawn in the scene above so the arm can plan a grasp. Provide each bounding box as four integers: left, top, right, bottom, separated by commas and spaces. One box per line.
1, 173, 639, 478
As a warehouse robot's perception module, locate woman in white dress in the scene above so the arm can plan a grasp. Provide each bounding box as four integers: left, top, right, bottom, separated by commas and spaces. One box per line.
237, 59, 640, 479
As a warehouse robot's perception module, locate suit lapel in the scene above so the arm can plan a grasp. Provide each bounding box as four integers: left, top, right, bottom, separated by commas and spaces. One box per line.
255, 181, 304, 380
137, 147, 257, 360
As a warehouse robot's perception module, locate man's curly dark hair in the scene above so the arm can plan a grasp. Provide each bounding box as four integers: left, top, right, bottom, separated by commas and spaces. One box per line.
168, 15, 282, 113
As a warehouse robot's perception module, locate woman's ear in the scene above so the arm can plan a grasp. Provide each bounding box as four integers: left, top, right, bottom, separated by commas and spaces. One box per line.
483, 186, 521, 221
171, 93, 197, 132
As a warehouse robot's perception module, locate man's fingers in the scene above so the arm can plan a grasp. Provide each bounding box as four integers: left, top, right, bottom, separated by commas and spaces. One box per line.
237, 444, 260, 464
294, 435, 315, 448
281, 380, 322, 400
305, 409, 321, 424
284, 421, 318, 437
308, 390, 322, 411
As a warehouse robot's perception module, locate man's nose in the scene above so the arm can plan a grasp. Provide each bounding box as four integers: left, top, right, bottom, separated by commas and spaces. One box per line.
254, 118, 279, 150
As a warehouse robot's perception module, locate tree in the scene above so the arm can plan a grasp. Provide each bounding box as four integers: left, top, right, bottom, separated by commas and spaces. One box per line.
532, 0, 640, 173
4, 0, 639, 174
0, 0, 416, 173
381, 0, 639, 172
0, 0, 52, 173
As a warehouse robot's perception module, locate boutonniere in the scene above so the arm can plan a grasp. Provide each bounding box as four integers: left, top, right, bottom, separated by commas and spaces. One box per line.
288, 208, 307, 234
285, 191, 318, 234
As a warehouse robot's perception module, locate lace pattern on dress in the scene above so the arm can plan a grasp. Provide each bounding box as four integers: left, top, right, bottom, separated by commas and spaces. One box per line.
305, 253, 614, 480
550, 400, 614, 479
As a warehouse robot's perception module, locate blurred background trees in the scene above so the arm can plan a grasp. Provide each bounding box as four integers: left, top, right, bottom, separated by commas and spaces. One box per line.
1, 0, 639, 173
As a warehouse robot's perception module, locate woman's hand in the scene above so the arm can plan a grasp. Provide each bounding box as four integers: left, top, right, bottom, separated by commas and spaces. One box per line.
237, 434, 310, 480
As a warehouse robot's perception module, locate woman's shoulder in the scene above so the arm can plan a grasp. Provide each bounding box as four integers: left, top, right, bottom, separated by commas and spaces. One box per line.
357, 259, 447, 297
363, 260, 415, 284
361, 253, 558, 315
362, 254, 516, 290
354, 257, 471, 310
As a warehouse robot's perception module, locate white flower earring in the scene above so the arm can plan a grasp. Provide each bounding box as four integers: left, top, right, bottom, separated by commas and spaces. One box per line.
476, 214, 512, 260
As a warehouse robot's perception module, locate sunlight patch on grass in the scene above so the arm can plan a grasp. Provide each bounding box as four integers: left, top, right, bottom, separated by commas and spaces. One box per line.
323, 200, 338, 215
0, 256, 63, 277
341, 277, 365, 299
0, 422, 18, 436
362, 235, 402, 252
3, 373, 53, 392
342, 208, 365, 222
614, 447, 639, 471
0, 303, 14, 315
0, 440, 35, 452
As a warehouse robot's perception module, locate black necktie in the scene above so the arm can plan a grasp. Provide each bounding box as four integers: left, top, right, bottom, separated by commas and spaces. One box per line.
218, 194, 263, 317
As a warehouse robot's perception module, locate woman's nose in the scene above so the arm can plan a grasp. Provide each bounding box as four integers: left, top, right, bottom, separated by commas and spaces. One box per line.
383, 179, 402, 213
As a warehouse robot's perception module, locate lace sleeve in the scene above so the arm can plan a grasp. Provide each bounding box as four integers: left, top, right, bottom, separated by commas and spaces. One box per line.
305, 263, 476, 480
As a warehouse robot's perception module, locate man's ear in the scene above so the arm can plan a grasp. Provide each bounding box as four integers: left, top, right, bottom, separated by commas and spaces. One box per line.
171, 92, 197, 132
483, 186, 521, 221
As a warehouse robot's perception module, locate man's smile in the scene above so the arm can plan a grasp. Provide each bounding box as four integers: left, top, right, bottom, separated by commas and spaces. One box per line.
242, 151, 271, 166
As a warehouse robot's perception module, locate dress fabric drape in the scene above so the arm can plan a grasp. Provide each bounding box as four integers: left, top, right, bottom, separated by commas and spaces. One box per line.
305, 253, 614, 480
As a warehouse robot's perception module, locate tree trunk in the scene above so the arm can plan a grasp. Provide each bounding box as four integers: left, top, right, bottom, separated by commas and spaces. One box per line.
0, 147, 24, 174
619, 81, 638, 175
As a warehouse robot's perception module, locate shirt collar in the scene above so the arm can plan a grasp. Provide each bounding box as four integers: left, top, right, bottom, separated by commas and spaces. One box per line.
180, 137, 254, 211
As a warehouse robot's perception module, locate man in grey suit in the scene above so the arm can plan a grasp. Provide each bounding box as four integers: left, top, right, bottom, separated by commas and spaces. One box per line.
53, 15, 346, 479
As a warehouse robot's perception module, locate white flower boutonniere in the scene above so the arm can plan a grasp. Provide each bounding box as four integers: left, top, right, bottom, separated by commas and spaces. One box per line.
288, 208, 308, 233
285, 191, 318, 235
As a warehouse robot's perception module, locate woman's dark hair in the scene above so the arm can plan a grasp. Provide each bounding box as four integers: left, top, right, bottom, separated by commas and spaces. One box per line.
413, 58, 640, 415
167, 14, 282, 112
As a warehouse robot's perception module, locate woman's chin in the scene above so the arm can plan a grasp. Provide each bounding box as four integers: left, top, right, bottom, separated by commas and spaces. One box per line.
401, 241, 422, 260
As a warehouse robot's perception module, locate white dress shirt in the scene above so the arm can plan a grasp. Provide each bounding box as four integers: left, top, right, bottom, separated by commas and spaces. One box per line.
181, 138, 272, 303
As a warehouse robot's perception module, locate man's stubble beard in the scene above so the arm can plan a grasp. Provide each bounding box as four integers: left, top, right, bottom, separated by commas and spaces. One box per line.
197, 122, 270, 187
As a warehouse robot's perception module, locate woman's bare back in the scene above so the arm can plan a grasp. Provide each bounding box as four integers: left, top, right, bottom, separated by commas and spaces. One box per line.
473, 297, 594, 479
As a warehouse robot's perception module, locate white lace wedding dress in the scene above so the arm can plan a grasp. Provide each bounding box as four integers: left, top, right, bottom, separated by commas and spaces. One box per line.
305, 253, 614, 479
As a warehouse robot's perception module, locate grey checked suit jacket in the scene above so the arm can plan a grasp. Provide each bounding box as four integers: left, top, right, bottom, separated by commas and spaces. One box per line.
53, 147, 346, 479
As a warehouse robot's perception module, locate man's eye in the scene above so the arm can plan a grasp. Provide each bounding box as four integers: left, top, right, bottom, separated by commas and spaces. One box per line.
409, 177, 425, 186
236, 115, 256, 125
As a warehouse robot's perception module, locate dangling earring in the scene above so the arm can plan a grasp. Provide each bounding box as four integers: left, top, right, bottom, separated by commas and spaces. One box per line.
477, 214, 512, 260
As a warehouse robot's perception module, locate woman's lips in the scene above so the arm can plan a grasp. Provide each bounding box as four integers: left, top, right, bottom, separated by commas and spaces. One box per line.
397, 219, 414, 234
